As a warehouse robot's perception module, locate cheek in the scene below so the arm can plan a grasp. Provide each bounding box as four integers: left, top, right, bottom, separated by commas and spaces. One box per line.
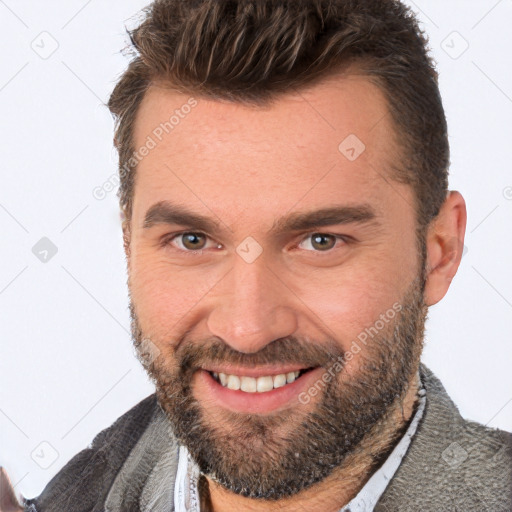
295, 258, 403, 352
129, 249, 225, 337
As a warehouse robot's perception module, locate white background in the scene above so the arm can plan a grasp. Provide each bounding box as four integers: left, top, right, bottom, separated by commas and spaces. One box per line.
0, 0, 511, 501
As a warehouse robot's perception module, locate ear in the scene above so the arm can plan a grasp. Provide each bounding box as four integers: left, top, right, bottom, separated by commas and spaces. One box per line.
121, 211, 131, 263
424, 191, 467, 306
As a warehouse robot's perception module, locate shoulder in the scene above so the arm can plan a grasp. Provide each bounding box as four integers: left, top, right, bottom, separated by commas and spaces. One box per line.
456, 416, 512, 506
377, 364, 512, 511
23, 393, 159, 512
86, 393, 159, 453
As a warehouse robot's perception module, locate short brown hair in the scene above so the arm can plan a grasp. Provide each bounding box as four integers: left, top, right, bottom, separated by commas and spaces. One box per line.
108, 0, 449, 233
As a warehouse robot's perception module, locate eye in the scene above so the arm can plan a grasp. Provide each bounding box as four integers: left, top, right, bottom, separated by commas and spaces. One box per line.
161, 231, 350, 255
297, 232, 349, 252
162, 231, 221, 253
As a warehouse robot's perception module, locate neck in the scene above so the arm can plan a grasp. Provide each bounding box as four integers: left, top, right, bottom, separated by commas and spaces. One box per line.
203, 370, 421, 512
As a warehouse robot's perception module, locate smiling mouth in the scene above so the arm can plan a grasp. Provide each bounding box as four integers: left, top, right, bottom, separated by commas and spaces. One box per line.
208, 368, 315, 393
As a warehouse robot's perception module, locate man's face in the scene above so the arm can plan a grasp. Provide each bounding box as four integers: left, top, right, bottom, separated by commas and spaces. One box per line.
126, 73, 428, 498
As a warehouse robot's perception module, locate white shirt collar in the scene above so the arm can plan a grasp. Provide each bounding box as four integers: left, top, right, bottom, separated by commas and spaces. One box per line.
175, 380, 426, 512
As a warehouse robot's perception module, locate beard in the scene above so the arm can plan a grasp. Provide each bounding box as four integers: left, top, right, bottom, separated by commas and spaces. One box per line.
130, 243, 428, 501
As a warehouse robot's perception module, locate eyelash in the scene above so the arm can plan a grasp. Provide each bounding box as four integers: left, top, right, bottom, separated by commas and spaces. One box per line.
160, 231, 352, 255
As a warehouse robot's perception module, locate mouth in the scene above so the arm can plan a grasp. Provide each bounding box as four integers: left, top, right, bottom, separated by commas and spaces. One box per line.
196, 366, 323, 414
208, 368, 315, 393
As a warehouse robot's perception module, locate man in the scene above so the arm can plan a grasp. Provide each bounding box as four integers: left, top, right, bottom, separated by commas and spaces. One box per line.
9, 0, 511, 510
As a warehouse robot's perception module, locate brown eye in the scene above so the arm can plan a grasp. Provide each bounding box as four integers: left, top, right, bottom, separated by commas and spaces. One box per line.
179, 232, 207, 251
163, 231, 222, 253
309, 233, 336, 251
297, 233, 348, 253
312, 233, 336, 251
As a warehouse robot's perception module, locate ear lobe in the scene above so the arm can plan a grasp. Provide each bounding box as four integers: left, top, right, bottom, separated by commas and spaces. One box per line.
423, 191, 467, 306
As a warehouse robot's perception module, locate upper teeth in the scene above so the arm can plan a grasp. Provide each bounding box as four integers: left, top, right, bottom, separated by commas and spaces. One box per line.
212, 371, 301, 392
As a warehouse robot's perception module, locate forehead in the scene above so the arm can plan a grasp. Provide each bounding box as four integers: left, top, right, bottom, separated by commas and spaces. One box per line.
131, 72, 410, 227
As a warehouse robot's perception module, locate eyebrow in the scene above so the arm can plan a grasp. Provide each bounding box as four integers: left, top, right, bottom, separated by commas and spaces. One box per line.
142, 200, 379, 235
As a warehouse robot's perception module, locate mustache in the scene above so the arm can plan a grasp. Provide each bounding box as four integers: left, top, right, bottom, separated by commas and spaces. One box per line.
174, 335, 346, 373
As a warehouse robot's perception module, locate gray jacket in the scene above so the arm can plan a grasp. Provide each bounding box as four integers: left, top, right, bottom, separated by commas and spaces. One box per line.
23, 363, 512, 511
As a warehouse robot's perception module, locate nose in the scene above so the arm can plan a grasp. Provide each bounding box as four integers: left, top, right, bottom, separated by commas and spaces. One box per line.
206, 255, 298, 354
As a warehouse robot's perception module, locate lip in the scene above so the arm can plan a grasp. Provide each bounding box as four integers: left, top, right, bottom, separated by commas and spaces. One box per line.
201, 364, 310, 378
195, 367, 325, 414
